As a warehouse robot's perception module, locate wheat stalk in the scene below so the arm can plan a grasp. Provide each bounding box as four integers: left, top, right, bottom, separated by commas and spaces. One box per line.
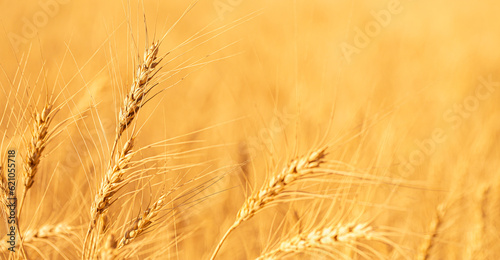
210, 147, 327, 260
256, 223, 376, 260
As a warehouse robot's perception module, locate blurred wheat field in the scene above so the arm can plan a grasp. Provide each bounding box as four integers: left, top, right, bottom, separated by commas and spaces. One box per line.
0, 0, 499, 259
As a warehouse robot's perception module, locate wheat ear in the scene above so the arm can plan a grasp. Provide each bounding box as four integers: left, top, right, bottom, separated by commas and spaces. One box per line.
99, 234, 117, 260
18, 104, 55, 215
84, 41, 162, 259
112, 41, 160, 155
13, 104, 55, 259
117, 193, 168, 249
418, 204, 445, 260
0, 223, 74, 253
83, 138, 134, 259
90, 138, 135, 227
210, 147, 327, 260
256, 223, 376, 260
90, 40, 159, 231
23, 223, 73, 242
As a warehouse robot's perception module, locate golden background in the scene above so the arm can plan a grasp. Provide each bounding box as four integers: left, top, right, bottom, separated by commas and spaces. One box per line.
1, 0, 499, 259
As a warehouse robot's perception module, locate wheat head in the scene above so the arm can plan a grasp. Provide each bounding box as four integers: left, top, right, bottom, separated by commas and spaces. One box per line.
236, 147, 327, 224
256, 223, 376, 260
117, 193, 168, 249
116, 41, 160, 143
418, 204, 446, 260
210, 147, 327, 260
23, 104, 54, 190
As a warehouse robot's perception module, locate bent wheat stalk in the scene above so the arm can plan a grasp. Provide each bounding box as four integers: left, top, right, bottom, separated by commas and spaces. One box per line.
210, 147, 327, 260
